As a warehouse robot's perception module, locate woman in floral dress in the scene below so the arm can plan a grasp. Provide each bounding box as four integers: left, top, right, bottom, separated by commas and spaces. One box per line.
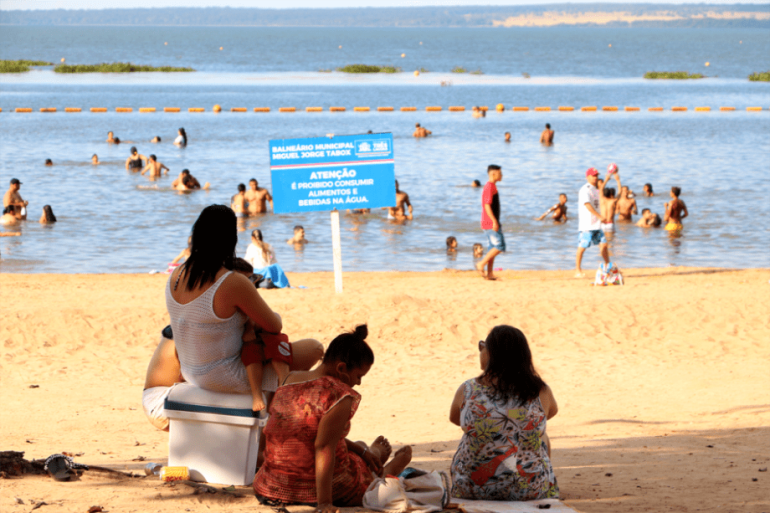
449, 325, 559, 500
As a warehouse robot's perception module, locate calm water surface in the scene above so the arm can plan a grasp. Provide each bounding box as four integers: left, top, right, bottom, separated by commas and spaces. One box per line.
1, 27, 768, 273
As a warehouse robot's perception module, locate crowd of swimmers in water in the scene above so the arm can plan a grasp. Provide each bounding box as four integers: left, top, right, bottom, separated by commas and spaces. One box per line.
3, 121, 689, 275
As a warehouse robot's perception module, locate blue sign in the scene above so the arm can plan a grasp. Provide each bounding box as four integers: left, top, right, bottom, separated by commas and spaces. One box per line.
269, 133, 396, 214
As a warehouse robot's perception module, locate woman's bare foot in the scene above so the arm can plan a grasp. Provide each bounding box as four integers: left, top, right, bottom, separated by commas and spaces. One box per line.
370, 435, 392, 465
382, 446, 412, 477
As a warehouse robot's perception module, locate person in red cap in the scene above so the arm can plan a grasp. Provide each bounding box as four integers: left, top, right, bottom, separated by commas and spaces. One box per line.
575, 167, 620, 277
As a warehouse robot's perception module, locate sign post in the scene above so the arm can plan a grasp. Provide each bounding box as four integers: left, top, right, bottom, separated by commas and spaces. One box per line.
269, 133, 396, 293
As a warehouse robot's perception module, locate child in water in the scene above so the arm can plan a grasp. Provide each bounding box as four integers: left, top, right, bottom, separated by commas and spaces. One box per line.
446, 236, 458, 253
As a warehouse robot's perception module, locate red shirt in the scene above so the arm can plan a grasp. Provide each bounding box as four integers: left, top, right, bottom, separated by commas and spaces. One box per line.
481, 181, 500, 230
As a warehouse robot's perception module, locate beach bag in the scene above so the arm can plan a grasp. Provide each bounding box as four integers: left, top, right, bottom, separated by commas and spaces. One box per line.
363, 470, 449, 513
594, 262, 624, 286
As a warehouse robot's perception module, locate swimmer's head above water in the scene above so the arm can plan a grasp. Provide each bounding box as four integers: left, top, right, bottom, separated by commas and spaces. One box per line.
504, 132, 511, 142
130, 146, 138, 155
45, 159, 53, 166
559, 193, 567, 204
473, 243, 484, 258
92, 154, 99, 164
237, 183, 246, 193
151, 136, 161, 143
472, 180, 481, 187
250, 178, 258, 189
446, 236, 458, 251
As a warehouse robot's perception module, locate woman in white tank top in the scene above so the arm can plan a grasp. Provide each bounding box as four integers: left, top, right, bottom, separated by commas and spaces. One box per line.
166, 205, 323, 407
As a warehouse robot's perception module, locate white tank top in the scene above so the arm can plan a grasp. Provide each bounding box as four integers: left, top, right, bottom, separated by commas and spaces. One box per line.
165, 270, 277, 394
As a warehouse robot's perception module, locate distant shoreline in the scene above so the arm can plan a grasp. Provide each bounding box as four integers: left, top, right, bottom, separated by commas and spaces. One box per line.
1, 4, 769, 28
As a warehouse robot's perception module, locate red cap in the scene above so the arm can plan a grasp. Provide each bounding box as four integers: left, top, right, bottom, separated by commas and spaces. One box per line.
586, 168, 599, 177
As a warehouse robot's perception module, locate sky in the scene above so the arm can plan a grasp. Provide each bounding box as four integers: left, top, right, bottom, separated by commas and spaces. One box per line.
2, 0, 768, 9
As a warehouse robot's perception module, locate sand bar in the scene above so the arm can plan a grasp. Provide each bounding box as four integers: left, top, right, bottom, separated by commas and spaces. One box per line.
1, 267, 769, 512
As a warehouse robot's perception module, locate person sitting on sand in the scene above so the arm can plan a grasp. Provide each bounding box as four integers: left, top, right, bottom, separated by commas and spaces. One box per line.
174, 128, 187, 147
446, 236, 458, 253
231, 183, 247, 217
536, 194, 568, 222
472, 243, 483, 259
145, 258, 322, 431
664, 187, 688, 232
449, 325, 559, 501
39, 205, 57, 224
166, 205, 323, 413
1, 205, 19, 225
643, 183, 654, 197
125, 146, 147, 172
141, 155, 169, 179
287, 225, 309, 245
45, 159, 53, 166
616, 185, 638, 222
254, 325, 413, 511
151, 136, 161, 143
246, 229, 277, 269
413, 123, 432, 138
540, 123, 554, 146
387, 180, 413, 221
245, 230, 291, 289
91, 154, 100, 165
245, 178, 273, 215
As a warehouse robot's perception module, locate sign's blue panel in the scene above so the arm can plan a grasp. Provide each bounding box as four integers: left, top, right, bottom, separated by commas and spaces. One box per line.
270, 133, 396, 214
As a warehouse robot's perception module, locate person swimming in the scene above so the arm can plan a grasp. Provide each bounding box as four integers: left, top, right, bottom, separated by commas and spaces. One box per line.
151, 136, 161, 143
446, 236, 458, 253
39, 205, 57, 224
45, 159, 53, 166
125, 147, 147, 172
174, 128, 187, 147
91, 154, 100, 165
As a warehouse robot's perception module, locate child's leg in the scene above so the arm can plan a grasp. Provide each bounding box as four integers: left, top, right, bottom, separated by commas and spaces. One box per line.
241, 340, 267, 413
245, 360, 266, 413
270, 360, 290, 386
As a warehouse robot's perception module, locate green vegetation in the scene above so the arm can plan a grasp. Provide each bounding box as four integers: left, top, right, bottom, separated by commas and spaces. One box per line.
0, 59, 53, 73
470, 69, 484, 75
419, 67, 429, 73
451, 66, 467, 73
748, 71, 770, 82
643, 71, 704, 79
522, 72, 531, 79
53, 62, 194, 73
336, 64, 401, 73
318, 68, 332, 73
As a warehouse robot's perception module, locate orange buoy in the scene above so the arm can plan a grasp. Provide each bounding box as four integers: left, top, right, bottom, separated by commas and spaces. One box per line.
164, 107, 180, 112
496, 103, 505, 112
279, 107, 296, 112
534, 106, 551, 112
231, 107, 247, 112
139, 107, 156, 113
354, 107, 370, 112
253, 107, 270, 112
378, 107, 394, 112
513, 107, 529, 112
581, 106, 597, 112
400, 107, 417, 112
213, 104, 222, 113
189, 107, 205, 112
306, 107, 323, 112
426, 106, 442, 112
330, 106, 346, 112
90, 107, 108, 112
414, 70, 419, 76
558, 106, 574, 111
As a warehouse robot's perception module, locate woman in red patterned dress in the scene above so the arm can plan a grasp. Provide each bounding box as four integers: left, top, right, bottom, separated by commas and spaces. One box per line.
254, 325, 412, 513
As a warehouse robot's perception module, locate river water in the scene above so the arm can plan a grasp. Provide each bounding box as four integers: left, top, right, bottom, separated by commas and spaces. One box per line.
1, 27, 768, 273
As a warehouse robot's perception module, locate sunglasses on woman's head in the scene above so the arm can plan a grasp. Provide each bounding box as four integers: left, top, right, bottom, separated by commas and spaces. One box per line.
478, 340, 486, 351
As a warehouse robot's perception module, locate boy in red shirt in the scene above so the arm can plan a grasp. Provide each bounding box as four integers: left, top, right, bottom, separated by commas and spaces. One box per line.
476, 165, 504, 280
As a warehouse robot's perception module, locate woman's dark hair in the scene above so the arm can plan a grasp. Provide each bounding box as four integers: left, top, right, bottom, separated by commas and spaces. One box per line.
181, 205, 237, 291
481, 325, 545, 403
45, 159, 53, 165
323, 325, 374, 370
651, 213, 662, 227
179, 128, 187, 146
42, 205, 57, 222
130, 146, 137, 154
113, 137, 121, 144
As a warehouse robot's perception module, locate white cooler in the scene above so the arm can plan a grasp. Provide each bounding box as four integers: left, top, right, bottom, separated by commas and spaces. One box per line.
164, 383, 267, 485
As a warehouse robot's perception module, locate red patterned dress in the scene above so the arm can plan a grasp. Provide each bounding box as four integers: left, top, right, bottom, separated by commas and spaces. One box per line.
253, 376, 373, 506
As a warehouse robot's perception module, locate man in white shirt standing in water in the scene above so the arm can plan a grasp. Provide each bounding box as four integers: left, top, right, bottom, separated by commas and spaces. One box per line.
575, 167, 620, 277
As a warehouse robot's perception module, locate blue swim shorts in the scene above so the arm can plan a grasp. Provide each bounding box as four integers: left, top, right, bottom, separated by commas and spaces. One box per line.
578, 229, 607, 248
484, 229, 506, 252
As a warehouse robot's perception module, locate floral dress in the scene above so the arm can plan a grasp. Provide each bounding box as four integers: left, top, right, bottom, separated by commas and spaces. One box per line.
253, 376, 373, 506
450, 379, 559, 501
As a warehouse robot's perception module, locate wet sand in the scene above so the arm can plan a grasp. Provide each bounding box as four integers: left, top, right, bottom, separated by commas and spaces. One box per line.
1, 267, 769, 512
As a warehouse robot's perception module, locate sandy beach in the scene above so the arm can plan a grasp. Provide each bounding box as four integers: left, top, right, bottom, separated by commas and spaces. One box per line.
1, 267, 769, 512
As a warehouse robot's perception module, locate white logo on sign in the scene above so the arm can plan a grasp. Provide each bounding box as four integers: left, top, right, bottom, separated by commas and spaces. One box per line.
373, 141, 388, 152
358, 142, 372, 152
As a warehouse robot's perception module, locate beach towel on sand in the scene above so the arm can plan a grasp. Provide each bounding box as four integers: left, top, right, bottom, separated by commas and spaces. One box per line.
455, 498, 578, 512
253, 264, 290, 289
